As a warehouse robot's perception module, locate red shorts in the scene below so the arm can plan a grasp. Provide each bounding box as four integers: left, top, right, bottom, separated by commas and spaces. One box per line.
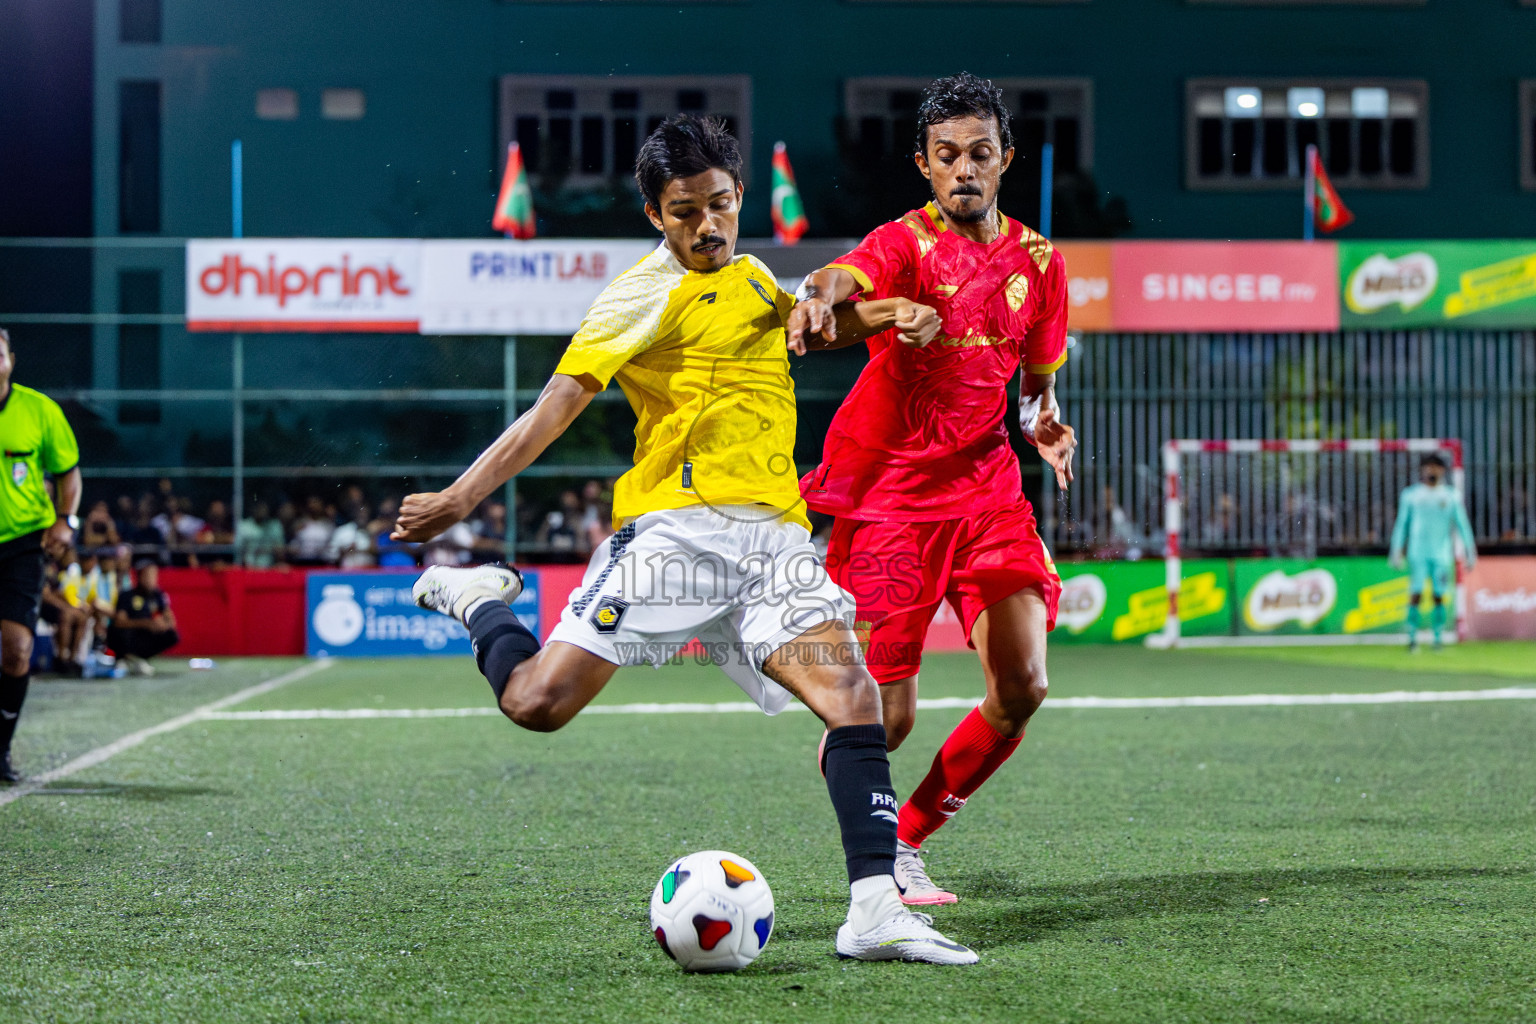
824, 503, 1061, 684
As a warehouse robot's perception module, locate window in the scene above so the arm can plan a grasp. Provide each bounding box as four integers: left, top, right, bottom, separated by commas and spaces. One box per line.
117, 270, 161, 424
1523, 81, 1536, 191
256, 88, 298, 120
118, 81, 161, 232
498, 76, 751, 184
1187, 78, 1427, 189
322, 88, 366, 121
119, 0, 161, 44
845, 77, 1092, 171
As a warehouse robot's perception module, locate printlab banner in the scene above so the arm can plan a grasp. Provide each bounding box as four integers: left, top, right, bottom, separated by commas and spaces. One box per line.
1339, 241, 1536, 329
186, 239, 422, 332
418, 240, 656, 334
306, 570, 540, 658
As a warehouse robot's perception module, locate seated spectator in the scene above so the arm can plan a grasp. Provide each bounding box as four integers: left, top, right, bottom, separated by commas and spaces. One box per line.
326, 504, 377, 568
237, 501, 287, 568
288, 496, 335, 566
79, 500, 121, 549
125, 494, 167, 560
471, 501, 507, 560
580, 479, 613, 550
39, 551, 90, 676
82, 547, 121, 649
198, 500, 236, 546
536, 489, 586, 559
422, 521, 476, 567
107, 561, 179, 677
112, 494, 137, 540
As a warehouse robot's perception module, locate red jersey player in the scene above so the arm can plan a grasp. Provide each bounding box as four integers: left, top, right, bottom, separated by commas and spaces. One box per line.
788, 73, 1078, 906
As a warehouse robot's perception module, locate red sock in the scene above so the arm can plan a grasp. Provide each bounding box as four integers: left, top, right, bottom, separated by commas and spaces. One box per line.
897, 707, 1022, 848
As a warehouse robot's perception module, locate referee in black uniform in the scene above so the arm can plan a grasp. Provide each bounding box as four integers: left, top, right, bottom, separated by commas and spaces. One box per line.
0, 328, 81, 782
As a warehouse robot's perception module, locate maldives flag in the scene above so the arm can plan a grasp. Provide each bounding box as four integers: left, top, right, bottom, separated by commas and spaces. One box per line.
1309, 147, 1354, 233
770, 141, 808, 245
492, 142, 536, 239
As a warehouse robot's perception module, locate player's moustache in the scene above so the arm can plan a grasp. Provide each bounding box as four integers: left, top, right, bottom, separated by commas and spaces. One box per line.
951, 185, 984, 198
693, 235, 728, 251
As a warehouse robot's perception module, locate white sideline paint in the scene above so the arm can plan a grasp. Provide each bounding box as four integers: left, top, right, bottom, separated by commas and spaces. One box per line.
198, 686, 1536, 722
0, 659, 334, 809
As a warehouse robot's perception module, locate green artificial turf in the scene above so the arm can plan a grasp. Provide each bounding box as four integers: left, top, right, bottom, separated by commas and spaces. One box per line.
2, 648, 1532, 1023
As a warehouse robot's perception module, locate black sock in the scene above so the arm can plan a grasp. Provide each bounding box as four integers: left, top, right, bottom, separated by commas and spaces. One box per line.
0, 672, 30, 753
822, 723, 899, 883
467, 601, 540, 701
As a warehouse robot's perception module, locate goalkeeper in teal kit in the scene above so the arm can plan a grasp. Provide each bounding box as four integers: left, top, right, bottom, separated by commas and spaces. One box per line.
1389, 454, 1476, 650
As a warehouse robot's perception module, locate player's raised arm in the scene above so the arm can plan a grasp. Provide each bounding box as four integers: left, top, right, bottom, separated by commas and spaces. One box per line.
392, 373, 599, 541
795, 297, 942, 353
1020, 370, 1076, 490
787, 267, 861, 354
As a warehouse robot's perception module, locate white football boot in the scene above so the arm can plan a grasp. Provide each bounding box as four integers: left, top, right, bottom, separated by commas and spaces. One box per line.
412, 564, 523, 625
836, 909, 979, 965
894, 840, 959, 906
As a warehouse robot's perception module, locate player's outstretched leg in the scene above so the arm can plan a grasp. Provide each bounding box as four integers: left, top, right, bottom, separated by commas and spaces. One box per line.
1430, 595, 1446, 650
766, 620, 977, 965
414, 563, 540, 698
895, 589, 1050, 900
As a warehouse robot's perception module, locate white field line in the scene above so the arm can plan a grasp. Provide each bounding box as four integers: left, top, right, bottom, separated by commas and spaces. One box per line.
197, 686, 1536, 722
0, 659, 334, 809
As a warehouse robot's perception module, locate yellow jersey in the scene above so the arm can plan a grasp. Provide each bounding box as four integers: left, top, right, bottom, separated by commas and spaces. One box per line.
555, 245, 809, 531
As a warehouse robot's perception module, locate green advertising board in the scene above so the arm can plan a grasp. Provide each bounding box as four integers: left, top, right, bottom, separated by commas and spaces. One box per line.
1339, 240, 1536, 329
1054, 560, 1229, 644
1232, 557, 1450, 637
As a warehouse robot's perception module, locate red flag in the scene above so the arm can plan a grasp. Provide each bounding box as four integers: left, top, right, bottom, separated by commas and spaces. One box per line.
491, 142, 536, 239
1309, 148, 1353, 233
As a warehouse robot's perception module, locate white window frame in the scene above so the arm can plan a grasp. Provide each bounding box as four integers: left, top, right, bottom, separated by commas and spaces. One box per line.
1186, 77, 1428, 191
497, 75, 752, 187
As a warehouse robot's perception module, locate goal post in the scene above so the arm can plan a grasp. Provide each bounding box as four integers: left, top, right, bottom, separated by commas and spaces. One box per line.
1150, 437, 1467, 649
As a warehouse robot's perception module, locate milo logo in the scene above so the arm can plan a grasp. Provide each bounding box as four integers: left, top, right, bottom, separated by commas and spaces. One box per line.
1057, 573, 1107, 634
1244, 569, 1337, 632
1346, 252, 1438, 314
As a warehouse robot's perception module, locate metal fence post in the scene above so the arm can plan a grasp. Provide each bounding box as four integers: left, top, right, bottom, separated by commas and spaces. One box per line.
232, 331, 245, 552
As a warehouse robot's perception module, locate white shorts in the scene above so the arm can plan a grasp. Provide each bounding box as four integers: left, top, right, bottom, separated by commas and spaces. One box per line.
547, 505, 858, 714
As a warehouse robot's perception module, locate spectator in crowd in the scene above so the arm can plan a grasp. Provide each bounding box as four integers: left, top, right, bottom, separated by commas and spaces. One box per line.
536, 489, 585, 559
112, 494, 136, 539
152, 496, 205, 547
79, 500, 120, 549
288, 496, 336, 565
125, 494, 167, 558
421, 521, 476, 566
38, 552, 89, 676
237, 500, 286, 568
107, 561, 178, 677
326, 504, 377, 568
580, 479, 613, 552
81, 547, 120, 649
197, 500, 236, 547
471, 501, 508, 561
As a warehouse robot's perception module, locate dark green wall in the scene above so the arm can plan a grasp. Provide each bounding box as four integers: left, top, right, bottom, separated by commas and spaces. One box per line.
95, 0, 1536, 242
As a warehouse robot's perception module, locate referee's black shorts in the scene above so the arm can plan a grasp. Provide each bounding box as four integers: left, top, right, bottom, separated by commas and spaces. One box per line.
0, 530, 47, 633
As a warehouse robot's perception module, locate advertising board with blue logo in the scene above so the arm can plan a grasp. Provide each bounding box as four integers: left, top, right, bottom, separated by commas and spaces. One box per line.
306, 571, 540, 658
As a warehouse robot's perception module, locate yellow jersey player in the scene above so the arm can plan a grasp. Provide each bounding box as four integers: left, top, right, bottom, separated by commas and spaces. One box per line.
393, 116, 976, 964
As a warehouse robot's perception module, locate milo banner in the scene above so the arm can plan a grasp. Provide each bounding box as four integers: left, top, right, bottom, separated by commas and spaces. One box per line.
1340, 240, 1536, 329
1233, 557, 1449, 637
1052, 560, 1230, 644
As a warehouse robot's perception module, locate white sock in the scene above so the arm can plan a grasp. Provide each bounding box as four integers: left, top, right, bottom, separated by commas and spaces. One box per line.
847, 874, 905, 932
460, 594, 499, 624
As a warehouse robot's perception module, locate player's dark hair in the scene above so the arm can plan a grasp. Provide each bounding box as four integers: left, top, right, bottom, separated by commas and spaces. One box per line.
634, 115, 743, 211
914, 72, 1014, 156
1421, 453, 1448, 470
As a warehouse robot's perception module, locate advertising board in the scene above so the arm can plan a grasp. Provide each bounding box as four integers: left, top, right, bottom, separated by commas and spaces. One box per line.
186, 239, 421, 332
418, 240, 656, 334
1053, 559, 1230, 643
1462, 557, 1536, 640
1339, 241, 1536, 329
1111, 241, 1339, 332
1054, 241, 1114, 331
306, 570, 540, 658
1232, 558, 1447, 637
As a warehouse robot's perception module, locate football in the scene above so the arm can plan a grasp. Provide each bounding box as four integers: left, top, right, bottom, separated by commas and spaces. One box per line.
649, 850, 775, 972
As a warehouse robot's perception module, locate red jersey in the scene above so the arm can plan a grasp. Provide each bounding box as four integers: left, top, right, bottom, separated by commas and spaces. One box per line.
801, 202, 1069, 522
